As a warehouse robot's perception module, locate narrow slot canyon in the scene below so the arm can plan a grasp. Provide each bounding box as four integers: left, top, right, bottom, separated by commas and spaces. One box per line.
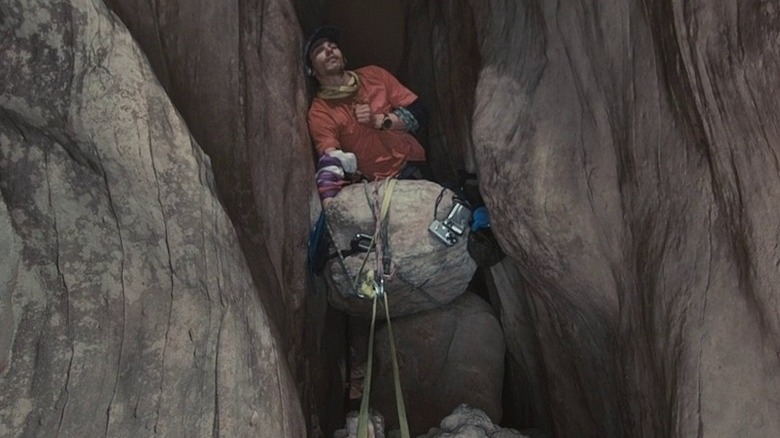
296, 1, 542, 436
3, 0, 780, 437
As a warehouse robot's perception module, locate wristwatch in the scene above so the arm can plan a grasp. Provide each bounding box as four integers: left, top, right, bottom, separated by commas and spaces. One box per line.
381, 114, 393, 130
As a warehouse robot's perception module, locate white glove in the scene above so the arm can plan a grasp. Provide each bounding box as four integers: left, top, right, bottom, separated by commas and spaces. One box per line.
327, 150, 358, 174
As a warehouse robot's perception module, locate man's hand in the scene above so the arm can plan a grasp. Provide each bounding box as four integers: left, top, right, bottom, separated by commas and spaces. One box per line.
354, 103, 373, 125
355, 104, 386, 129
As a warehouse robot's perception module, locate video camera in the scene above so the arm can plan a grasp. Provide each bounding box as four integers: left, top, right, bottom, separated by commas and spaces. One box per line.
428, 197, 471, 246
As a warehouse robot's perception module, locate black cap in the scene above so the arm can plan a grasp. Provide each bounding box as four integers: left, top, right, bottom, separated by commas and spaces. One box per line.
302, 26, 340, 73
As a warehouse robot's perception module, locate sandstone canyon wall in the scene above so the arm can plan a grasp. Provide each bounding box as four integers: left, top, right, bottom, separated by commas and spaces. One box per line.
0, 0, 305, 436
101, 0, 315, 364
3, 0, 780, 437
469, 0, 780, 436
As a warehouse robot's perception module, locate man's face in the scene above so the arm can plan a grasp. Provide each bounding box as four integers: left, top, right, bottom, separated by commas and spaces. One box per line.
309, 38, 345, 77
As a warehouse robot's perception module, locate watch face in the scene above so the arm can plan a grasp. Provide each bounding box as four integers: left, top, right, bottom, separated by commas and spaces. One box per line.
382, 116, 393, 129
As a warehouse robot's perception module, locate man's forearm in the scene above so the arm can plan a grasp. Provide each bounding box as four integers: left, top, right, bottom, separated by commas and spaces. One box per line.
378, 101, 427, 133
402, 99, 428, 132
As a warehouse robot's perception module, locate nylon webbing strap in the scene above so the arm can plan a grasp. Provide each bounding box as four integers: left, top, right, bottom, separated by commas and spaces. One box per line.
357, 295, 379, 438
383, 289, 410, 438
353, 179, 396, 297
357, 178, 409, 438
356, 292, 410, 438
379, 178, 396, 224
374, 179, 396, 286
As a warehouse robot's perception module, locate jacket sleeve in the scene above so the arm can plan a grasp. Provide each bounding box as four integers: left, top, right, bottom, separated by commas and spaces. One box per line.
369, 66, 428, 134
315, 153, 348, 201
370, 66, 418, 108
308, 102, 341, 155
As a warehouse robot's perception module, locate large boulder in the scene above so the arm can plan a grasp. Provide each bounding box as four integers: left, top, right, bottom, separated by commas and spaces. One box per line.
419, 404, 528, 438
0, 197, 19, 376
0, 0, 304, 436
323, 180, 477, 317
370, 293, 505, 435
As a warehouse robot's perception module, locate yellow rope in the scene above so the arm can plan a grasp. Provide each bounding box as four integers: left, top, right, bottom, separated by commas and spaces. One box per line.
353, 178, 397, 298
357, 294, 379, 437
357, 178, 409, 438
383, 288, 410, 438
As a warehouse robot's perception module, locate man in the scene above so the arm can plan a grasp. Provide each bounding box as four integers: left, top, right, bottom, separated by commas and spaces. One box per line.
304, 26, 429, 204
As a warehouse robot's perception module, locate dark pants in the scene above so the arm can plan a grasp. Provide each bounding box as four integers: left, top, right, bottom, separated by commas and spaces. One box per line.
397, 161, 432, 181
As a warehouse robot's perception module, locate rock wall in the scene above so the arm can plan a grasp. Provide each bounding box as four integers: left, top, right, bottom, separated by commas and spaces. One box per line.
399, 0, 482, 181
4, 0, 780, 436
470, 0, 780, 436
372, 293, 505, 435
100, 0, 329, 432
0, 0, 304, 436
102, 0, 315, 375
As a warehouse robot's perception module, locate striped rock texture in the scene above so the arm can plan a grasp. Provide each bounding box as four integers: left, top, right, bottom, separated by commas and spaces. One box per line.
4, 0, 780, 437
0, 0, 304, 436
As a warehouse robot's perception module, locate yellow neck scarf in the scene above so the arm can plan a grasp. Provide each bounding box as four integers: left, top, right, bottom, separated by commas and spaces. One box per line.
317, 71, 360, 100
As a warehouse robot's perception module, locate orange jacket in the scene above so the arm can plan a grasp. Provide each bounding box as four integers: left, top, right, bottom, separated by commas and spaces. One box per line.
308, 66, 426, 180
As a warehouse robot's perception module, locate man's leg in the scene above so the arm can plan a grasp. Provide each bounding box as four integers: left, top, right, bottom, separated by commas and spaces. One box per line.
397, 161, 432, 180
